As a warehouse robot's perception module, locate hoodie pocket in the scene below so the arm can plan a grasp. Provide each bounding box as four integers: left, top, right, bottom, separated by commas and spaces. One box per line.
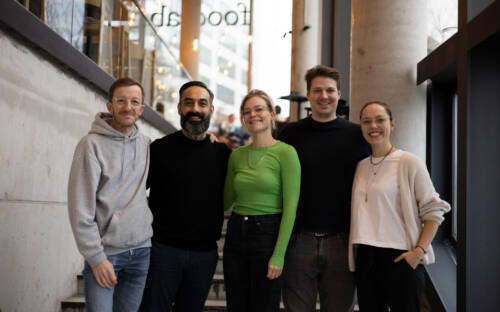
102, 206, 153, 248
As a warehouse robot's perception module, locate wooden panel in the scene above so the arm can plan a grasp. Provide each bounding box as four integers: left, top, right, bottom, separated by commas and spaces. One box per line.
417, 34, 458, 84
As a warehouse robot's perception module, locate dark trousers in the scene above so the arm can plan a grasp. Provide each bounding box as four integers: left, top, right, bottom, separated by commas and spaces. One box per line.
283, 232, 355, 312
141, 241, 218, 312
354, 244, 425, 312
223, 213, 282, 312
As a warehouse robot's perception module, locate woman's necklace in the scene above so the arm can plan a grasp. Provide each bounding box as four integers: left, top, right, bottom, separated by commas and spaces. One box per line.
369, 145, 393, 175
364, 145, 394, 202
247, 146, 269, 169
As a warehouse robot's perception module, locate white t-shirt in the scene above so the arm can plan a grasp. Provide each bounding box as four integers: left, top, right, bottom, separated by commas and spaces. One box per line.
350, 149, 408, 251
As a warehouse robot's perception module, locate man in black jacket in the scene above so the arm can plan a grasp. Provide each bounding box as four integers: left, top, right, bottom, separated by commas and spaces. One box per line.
279, 66, 370, 312
142, 81, 231, 312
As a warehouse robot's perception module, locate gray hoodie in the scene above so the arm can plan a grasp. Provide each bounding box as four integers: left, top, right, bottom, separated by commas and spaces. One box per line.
68, 113, 153, 267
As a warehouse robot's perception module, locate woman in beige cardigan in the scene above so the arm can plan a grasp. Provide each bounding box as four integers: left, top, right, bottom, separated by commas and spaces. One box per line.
349, 101, 450, 311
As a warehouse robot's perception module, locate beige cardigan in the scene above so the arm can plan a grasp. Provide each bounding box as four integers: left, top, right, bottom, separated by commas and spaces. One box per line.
348, 151, 451, 271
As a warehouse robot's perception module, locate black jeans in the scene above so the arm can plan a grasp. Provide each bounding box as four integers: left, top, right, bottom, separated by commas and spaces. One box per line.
283, 232, 355, 312
141, 242, 218, 312
354, 244, 425, 312
223, 213, 282, 312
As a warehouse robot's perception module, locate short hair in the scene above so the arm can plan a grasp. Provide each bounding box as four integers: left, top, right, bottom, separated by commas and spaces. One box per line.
275, 105, 282, 115
156, 102, 165, 113
336, 99, 349, 117
108, 77, 144, 102
305, 65, 340, 92
179, 81, 214, 106
240, 89, 275, 129
359, 101, 393, 121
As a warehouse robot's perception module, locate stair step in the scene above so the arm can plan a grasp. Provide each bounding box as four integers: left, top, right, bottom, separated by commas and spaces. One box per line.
203, 299, 322, 311
207, 273, 225, 300
61, 295, 85, 312
215, 251, 224, 274
204, 299, 227, 311
62, 291, 357, 311
216, 238, 225, 252
77, 274, 84, 295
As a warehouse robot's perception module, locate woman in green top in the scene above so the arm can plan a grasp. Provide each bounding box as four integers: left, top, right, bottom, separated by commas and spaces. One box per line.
223, 89, 301, 312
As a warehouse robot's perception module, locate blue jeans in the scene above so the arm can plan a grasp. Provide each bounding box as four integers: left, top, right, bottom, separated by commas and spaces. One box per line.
283, 232, 355, 312
141, 241, 218, 312
82, 247, 150, 312
223, 213, 283, 312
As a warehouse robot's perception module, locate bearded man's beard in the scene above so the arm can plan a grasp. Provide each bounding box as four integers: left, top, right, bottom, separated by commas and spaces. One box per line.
180, 111, 211, 135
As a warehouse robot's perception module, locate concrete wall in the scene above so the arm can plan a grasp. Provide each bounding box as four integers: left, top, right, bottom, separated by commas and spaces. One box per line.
0, 29, 164, 312
350, 0, 427, 160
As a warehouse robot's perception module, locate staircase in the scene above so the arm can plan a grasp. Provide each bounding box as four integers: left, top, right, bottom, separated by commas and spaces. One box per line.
61, 213, 230, 312
61, 213, 351, 311
61, 214, 230, 311
60, 264, 228, 311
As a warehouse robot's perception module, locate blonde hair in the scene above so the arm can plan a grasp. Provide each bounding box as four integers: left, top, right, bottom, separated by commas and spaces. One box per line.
240, 89, 275, 130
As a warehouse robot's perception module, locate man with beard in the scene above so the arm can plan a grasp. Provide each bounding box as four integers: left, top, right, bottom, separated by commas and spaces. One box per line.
142, 81, 231, 312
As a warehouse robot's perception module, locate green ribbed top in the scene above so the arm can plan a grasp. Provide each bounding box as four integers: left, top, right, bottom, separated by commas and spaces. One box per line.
223, 141, 301, 268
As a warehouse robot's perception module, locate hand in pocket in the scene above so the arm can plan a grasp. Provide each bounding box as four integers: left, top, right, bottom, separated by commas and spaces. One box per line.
394, 249, 424, 270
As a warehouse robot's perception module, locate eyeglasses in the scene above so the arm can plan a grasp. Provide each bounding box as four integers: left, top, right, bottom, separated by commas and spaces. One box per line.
242, 106, 269, 116
112, 97, 143, 107
360, 117, 389, 126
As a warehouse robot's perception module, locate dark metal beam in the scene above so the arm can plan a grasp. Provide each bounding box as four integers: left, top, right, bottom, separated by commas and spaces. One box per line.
417, 0, 500, 85
417, 35, 458, 85
0, 0, 176, 135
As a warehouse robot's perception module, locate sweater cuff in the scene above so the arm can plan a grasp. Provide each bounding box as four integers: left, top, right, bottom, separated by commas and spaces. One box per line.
87, 251, 107, 267
421, 213, 445, 225
269, 254, 284, 269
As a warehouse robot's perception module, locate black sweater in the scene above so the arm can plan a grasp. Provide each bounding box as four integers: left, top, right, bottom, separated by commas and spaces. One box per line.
147, 131, 231, 250
278, 116, 370, 233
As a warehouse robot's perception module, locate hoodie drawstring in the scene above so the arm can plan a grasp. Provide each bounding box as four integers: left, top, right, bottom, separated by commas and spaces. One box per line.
134, 137, 138, 171
121, 137, 126, 179
120, 136, 139, 179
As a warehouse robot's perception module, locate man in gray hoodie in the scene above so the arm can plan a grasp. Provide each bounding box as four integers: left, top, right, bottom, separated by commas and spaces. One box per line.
68, 77, 153, 312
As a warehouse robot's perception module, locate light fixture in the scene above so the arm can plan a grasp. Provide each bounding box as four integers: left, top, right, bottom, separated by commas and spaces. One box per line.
193, 38, 199, 51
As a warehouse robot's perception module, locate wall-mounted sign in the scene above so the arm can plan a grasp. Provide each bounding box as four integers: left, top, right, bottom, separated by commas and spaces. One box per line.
151, 2, 250, 27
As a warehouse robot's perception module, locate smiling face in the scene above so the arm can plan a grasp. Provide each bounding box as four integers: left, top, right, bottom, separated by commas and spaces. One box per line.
307, 76, 341, 122
241, 95, 275, 135
106, 85, 144, 134
178, 86, 214, 135
360, 103, 395, 149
